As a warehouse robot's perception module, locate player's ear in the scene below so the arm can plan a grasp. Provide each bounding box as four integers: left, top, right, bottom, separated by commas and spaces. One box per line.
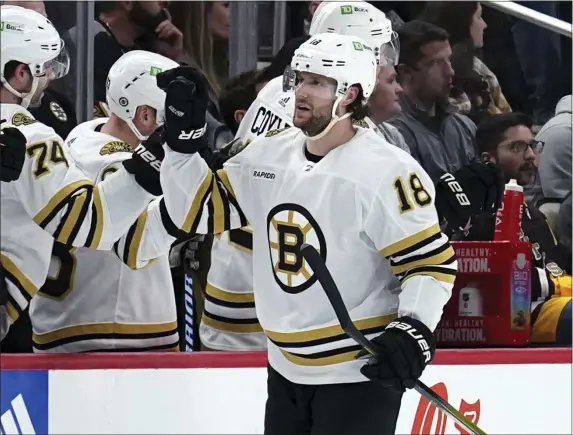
9, 63, 31, 91
234, 109, 246, 126
341, 85, 360, 109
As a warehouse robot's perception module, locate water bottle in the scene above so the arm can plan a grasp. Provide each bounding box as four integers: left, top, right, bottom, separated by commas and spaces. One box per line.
494, 179, 523, 242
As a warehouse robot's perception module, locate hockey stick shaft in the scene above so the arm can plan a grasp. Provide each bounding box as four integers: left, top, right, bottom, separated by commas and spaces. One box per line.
300, 244, 486, 435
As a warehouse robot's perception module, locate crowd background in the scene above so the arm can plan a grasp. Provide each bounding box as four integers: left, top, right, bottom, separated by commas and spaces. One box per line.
1, 0, 571, 353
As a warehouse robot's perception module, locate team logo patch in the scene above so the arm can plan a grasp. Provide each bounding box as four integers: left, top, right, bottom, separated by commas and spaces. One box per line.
352, 118, 369, 128
93, 102, 110, 118
267, 203, 327, 294
100, 141, 131, 155
11, 112, 36, 127
50, 101, 68, 122
265, 127, 288, 138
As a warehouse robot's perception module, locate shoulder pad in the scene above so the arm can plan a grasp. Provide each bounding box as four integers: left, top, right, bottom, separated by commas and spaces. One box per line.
265, 127, 289, 137
100, 140, 132, 156
11, 112, 37, 127
352, 118, 369, 128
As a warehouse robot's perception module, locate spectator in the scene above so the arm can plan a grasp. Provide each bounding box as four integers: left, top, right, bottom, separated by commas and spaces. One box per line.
1, 0, 78, 139
170, 1, 230, 119
470, 113, 571, 345
418, 1, 511, 125
535, 95, 572, 201
53, 1, 184, 116
218, 69, 261, 135
556, 193, 572, 253
367, 61, 410, 153
390, 20, 477, 182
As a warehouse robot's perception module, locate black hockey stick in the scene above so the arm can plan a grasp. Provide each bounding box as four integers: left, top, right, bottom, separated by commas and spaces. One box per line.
300, 244, 486, 435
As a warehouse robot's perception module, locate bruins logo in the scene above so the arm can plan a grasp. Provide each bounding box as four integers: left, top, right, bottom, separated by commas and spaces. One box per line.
265, 127, 289, 138
93, 102, 110, 118
100, 141, 131, 156
267, 203, 327, 294
50, 101, 68, 122
11, 112, 36, 127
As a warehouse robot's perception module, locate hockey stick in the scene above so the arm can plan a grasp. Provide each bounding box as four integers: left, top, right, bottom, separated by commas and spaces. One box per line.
300, 244, 486, 435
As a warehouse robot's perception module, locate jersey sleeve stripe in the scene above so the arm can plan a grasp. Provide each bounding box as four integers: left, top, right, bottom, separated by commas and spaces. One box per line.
5, 300, 19, 322
1, 254, 38, 300
158, 198, 189, 239
380, 223, 441, 258
216, 168, 235, 197
202, 309, 263, 333
279, 344, 363, 366
205, 283, 255, 305
181, 172, 214, 233
124, 210, 148, 270
228, 228, 253, 254
53, 189, 92, 246
86, 185, 105, 248
390, 244, 455, 275
33, 180, 92, 228
209, 180, 227, 234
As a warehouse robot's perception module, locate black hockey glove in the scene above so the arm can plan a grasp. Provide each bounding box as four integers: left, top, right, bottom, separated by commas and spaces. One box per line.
122, 129, 165, 196
357, 316, 436, 392
156, 66, 209, 154
0, 124, 27, 183
435, 161, 504, 234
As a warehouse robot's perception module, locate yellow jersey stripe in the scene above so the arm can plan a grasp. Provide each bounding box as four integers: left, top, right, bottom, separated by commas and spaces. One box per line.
182, 171, 213, 233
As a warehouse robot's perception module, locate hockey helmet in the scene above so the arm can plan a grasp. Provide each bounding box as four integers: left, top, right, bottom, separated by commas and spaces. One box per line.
309, 1, 399, 66
105, 50, 179, 140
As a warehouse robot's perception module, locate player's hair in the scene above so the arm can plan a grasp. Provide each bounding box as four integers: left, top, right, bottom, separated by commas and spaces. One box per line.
417, 2, 479, 46
218, 69, 260, 134
397, 20, 449, 68
346, 86, 369, 122
475, 112, 533, 154
2, 60, 22, 81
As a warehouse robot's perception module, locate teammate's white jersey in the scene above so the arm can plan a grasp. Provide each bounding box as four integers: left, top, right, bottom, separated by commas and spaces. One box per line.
200, 227, 267, 350
0, 105, 153, 340
29, 118, 179, 352
234, 77, 293, 144
162, 126, 456, 384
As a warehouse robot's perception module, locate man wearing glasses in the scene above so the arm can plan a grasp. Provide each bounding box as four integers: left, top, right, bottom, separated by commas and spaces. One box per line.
462, 112, 571, 346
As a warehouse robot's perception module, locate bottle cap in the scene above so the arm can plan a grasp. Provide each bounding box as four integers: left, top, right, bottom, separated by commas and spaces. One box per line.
505, 179, 523, 193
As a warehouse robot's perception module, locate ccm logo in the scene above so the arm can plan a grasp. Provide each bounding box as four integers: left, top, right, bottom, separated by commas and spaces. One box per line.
134, 144, 162, 171
178, 124, 207, 140
253, 170, 275, 180
440, 173, 471, 207
387, 321, 432, 363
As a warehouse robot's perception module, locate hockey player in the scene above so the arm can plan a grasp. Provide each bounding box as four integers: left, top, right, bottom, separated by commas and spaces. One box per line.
0, 6, 167, 339
157, 33, 456, 434
30, 50, 182, 352
201, 0, 405, 352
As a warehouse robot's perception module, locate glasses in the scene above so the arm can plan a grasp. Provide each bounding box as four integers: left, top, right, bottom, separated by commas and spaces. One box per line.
503, 140, 544, 154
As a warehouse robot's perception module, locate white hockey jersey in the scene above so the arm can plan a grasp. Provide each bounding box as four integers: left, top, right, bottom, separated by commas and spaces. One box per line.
162, 127, 456, 384
29, 118, 179, 352
0, 105, 153, 340
234, 77, 293, 144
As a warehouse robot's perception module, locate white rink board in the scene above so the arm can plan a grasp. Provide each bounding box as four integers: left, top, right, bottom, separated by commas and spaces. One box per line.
48, 363, 572, 434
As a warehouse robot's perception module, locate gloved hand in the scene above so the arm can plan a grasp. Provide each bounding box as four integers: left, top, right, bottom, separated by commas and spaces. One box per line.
435, 161, 504, 234
122, 128, 164, 196
0, 124, 27, 182
357, 316, 436, 392
169, 234, 205, 274
156, 66, 210, 154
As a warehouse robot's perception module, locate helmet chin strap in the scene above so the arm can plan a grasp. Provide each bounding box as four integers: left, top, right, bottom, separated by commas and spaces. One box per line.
1, 75, 39, 109
306, 95, 351, 142
125, 118, 149, 142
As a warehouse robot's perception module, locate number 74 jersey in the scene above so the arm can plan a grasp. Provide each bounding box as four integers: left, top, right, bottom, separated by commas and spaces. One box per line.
161, 126, 457, 384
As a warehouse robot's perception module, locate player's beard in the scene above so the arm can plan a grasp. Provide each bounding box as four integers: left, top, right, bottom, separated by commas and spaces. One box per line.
294, 105, 333, 137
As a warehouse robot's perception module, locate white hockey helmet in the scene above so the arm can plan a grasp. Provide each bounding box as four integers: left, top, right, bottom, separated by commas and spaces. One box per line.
105, 50, 179, 140
284, 33, 377, 140
309, 2, 399, 66
0, 5, 70, 108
